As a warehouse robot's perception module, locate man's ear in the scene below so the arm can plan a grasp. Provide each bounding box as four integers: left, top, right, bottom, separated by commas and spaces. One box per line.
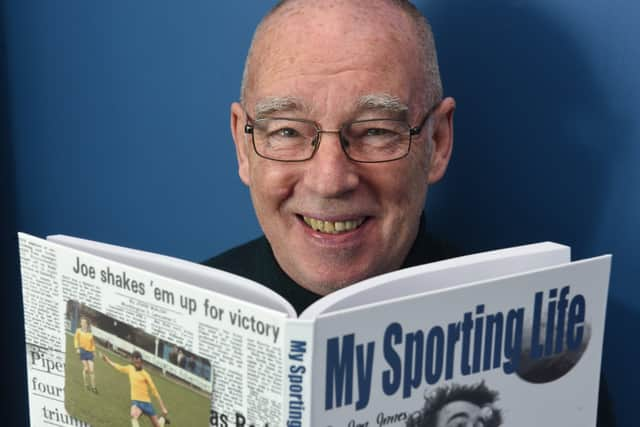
230, 102, 252, 186
427, 96, 455, 184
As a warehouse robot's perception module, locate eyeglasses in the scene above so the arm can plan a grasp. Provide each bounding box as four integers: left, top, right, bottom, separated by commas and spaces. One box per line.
243, 112, 432, 163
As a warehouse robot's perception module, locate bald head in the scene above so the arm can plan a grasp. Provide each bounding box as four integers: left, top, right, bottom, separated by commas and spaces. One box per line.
240, 0, 442, 111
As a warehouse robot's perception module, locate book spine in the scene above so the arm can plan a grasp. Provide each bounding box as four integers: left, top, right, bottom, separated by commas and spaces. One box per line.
283, 319, 314, 427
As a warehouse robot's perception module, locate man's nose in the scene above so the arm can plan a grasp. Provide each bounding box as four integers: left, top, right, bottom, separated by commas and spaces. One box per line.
302, 131, 360, 197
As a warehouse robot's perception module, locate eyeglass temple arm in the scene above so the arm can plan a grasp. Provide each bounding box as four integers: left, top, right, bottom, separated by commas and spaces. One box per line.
409, 111, 433, 136
410, 101, 442, 136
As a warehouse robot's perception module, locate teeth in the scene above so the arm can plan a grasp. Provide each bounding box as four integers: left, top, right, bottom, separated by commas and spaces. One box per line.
302, 216, 365, 234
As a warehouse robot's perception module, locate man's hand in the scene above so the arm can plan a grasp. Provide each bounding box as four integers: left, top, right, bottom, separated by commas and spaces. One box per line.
76, 348, 80, 354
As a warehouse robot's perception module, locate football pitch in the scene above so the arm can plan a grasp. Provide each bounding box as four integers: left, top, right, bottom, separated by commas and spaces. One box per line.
65, 335, 210, 427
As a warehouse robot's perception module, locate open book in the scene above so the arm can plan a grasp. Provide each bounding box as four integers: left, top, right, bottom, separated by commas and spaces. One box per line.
18, 232, 610, 427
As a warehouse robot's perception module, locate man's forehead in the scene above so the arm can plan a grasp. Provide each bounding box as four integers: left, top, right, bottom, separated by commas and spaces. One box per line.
437, 400, 483, 426
243, 0, 430, 115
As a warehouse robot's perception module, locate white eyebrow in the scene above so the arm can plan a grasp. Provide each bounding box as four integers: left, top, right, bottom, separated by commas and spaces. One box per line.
252, 94, 409, 119
253, 96, 310, 118
356, 93, 409, 115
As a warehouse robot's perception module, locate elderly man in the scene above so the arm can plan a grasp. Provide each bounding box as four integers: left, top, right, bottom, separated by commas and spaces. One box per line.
207, 0, 456, 310
205, 1, 613, 425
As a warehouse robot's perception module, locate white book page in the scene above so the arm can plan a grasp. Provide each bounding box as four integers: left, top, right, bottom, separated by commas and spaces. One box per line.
21, 232, 292, 425
48, 234, 297, 318
300, 242, 570, 320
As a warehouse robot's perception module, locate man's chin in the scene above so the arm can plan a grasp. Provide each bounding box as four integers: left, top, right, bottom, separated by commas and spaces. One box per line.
300, 278, 354, 296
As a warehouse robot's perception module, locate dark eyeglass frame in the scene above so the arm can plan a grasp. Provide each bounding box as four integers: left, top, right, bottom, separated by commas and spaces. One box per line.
243, 109, 435, 163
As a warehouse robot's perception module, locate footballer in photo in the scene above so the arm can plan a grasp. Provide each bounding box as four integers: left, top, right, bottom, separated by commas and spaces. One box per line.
65, 300, 212, 427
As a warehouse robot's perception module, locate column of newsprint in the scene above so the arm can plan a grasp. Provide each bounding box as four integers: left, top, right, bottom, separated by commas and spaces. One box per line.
18, 234, 289, 426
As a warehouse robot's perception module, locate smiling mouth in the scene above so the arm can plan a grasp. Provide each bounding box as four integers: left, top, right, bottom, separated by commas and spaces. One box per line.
301, 215, 366, 234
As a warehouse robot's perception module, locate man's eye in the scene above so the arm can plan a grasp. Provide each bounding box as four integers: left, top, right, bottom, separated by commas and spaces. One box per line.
276, 127, 299, 137
265, 127, 302, 139
365, 128, 391, 136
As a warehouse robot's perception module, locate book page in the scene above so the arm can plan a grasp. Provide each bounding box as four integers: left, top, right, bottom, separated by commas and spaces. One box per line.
300, 242, 570, 319
19, 233, 290, 426
309, 256, 610, 426
48, 234, 297, 318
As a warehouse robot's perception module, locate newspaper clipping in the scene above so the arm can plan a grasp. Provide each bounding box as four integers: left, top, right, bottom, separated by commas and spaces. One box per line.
19, 234, 288, 426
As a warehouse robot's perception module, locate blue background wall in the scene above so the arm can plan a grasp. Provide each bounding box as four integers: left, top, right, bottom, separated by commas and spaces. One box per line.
2, 0, 637, 425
